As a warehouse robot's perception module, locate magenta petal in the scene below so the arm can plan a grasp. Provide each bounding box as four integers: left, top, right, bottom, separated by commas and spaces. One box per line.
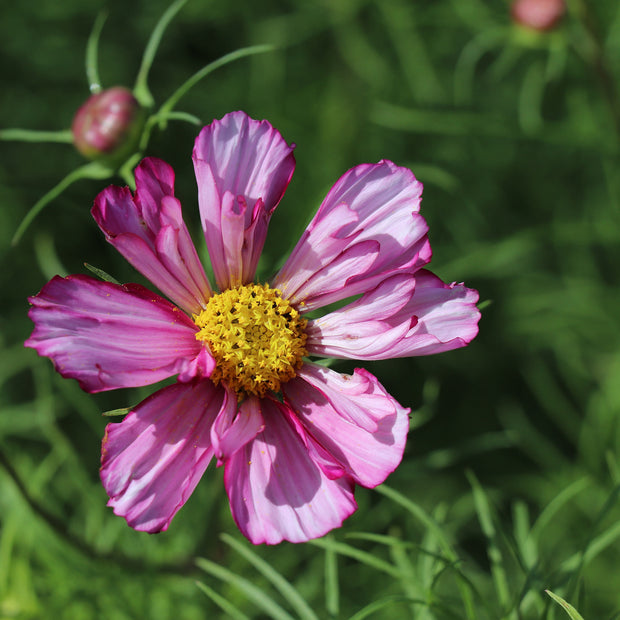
274, 161, 430, 309
25, 275, 205, 392
211, 394, 265, 465
306, 274, 416, 359
307, 270, 480, 359
383, 269, 480, 357
193, 111, 295, 289
101, 381, 224, 532
92, 157, 211, 314
284, 364, 410, 488
224, 397, 357, 544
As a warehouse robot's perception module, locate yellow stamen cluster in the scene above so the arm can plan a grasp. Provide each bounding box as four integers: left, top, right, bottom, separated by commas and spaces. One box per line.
194, 283, 307, 398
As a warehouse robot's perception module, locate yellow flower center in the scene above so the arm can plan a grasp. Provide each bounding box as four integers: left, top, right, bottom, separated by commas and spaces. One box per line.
194, 283, 308, 398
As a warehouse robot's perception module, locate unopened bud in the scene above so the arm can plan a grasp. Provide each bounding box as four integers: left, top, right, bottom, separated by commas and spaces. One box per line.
71, 87, 144, 163
511, 0, 565, 32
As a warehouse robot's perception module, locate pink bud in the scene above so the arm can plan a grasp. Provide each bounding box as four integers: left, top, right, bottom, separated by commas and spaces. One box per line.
511, 0, 565, 32
71, 87, 144, 162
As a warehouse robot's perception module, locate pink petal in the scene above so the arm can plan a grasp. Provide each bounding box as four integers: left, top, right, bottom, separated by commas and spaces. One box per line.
101, 380, 224, 532
224, 397, 357, 544
25, 274, 209, 392
382, 269, 480, 357
306, 274, 416, 359
193, 111, 295, 289
283, 364, 410, 488
92, 157, 211, 314
211, 395, 265, 465
306, 270, 479, 359
273, 161, 431, 310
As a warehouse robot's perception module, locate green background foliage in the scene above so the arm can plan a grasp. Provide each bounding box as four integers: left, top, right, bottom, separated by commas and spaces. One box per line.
1, 0, 619, 617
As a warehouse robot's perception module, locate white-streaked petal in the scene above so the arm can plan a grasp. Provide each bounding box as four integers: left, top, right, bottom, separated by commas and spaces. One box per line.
224, 397, 357, 544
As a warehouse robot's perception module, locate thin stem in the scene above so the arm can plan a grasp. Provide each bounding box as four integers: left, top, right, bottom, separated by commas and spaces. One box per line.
85, 11, 108, 93
0, 128, 73, 143
157, 45, 274, 123
11, 162, 112, 246
133, 0, 189, 107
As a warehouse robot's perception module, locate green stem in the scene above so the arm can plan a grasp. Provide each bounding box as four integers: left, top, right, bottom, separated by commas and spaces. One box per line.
0, 128, 73, 143
12, 162, 112, 246
133, 0, 189, 107
85, 11, 108, 93
157, 45, 275, 123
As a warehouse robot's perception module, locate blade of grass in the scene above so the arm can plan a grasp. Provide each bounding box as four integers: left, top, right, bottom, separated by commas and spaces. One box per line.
529, 477, 590, 545
34, 233, 68, 279
545, 590, 585, 620
195, 557, 294, 620
221, 533, 319, 620
388, 530, 422, 617
324, 536, 339, 618
466, 471, 512, 617
376, 484, 477, 620
347, 595, 428, 620
195, 581, 250, 620
308, 537, 400, 578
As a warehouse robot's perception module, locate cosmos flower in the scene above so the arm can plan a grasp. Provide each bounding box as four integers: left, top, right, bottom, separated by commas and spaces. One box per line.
25, 111, 480, 544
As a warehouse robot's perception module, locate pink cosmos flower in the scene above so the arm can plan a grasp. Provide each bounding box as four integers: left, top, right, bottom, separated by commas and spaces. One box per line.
25, 111, 480, 544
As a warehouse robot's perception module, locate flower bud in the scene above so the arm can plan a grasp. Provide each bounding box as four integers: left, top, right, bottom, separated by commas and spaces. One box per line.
511, 0, 565, 32
72, 87, 144, 163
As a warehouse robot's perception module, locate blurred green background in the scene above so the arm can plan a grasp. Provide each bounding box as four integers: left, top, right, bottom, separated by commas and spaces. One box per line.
1, 0, 620, 618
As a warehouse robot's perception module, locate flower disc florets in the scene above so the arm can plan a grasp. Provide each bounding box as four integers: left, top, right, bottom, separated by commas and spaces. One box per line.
194, 283, 307, 398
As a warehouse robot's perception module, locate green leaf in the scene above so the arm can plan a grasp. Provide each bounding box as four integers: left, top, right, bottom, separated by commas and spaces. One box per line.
84, 263, 120, 284
545, 590, 585, 620
101, 408, 130, 418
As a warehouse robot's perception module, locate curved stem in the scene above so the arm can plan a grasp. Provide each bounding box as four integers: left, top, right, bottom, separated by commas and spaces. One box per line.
11, 162, 112, 246
133, 0, 189, 107
86, 11, 108, 93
